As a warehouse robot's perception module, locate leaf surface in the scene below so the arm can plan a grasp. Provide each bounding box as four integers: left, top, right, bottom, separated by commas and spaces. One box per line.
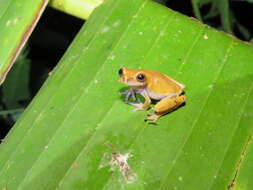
0, 0, 48, 84
0, 0, 253, 189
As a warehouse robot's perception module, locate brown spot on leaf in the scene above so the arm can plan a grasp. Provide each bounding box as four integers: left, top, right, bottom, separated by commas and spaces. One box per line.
110, 152, 137, 184
103, 141, 117, 150
72, 162, 79, 167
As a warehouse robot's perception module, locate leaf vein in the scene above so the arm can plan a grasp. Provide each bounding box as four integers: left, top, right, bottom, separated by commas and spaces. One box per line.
157, 31, 235, 190
55, 0, 151, 188
6, 2, 120, 188
207, 56, 253, 190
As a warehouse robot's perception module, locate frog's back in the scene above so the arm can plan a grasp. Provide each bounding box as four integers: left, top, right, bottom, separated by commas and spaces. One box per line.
143, 70, 185, 95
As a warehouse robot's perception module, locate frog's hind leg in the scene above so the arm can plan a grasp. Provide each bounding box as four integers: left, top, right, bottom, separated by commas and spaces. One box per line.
154, 95, 186, 113
145, 95, 186, 123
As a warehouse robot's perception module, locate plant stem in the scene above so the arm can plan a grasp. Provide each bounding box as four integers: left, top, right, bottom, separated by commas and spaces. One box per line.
49, 0, 104, 20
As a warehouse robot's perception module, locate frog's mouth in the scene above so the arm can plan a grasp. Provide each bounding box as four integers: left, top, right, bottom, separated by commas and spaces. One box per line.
118, 77, 146, 87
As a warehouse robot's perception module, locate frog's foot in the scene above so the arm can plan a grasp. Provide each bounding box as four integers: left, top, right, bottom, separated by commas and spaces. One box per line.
126, 102, 145, 112
144, 113, 160, 124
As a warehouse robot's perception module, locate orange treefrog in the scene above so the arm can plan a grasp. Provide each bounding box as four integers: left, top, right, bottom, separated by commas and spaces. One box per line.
118, 67, 186, 123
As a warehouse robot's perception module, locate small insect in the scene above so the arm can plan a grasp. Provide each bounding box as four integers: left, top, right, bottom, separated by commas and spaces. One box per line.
118, 67, 186, 123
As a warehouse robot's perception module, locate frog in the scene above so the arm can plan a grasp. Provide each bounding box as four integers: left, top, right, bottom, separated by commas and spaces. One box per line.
118, 67, 186, 123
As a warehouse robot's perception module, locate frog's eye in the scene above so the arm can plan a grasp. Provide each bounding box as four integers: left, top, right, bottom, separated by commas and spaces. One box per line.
118, 68, 123, 76
136, 73, 145, 81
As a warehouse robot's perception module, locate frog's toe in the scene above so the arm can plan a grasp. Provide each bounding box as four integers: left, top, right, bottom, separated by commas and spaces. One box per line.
144, 114, 160, 123
146, 111, 155, 116
127, 103, 145, 112
132, 107, 142, 112
120, 89, 131, 94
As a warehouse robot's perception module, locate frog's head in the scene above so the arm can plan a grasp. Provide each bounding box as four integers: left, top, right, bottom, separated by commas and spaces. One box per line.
118, 67, 147, 87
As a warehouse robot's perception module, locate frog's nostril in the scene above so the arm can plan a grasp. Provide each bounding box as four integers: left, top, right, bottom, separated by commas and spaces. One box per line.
118, 68, 123, 76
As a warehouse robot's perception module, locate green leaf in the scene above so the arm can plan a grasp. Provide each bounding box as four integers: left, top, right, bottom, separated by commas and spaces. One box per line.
231, 12, 251, 41
0, 0, 253, 189
0, 0, 48, 85
216, 0, 232, 33
233, 135, 253, 189
1, 48, 31, 109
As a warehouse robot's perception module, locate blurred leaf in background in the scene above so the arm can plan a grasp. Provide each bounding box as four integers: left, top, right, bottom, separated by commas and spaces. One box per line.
1, 47, 31, 110
191, 0, 252, 40
0, 48, 30, 140
0, 0, 83, 140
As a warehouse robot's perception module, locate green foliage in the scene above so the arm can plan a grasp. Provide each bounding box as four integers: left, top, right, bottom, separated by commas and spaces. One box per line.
0, 0, 48, 84
1, 48, 31, 110
0, 48, 30, 123
234, 137, 253, 189
191, 0, 252, 40
192, 0, 231, 31
0, 0, 253, 189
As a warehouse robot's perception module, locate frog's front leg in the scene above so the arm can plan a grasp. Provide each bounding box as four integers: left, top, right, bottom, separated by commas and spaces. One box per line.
127, 90, 151, 112
145, 95, 186, 123
120, 88, 137, 102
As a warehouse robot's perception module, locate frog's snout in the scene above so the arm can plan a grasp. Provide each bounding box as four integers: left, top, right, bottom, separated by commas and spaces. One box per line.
118, 77, 125, 83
